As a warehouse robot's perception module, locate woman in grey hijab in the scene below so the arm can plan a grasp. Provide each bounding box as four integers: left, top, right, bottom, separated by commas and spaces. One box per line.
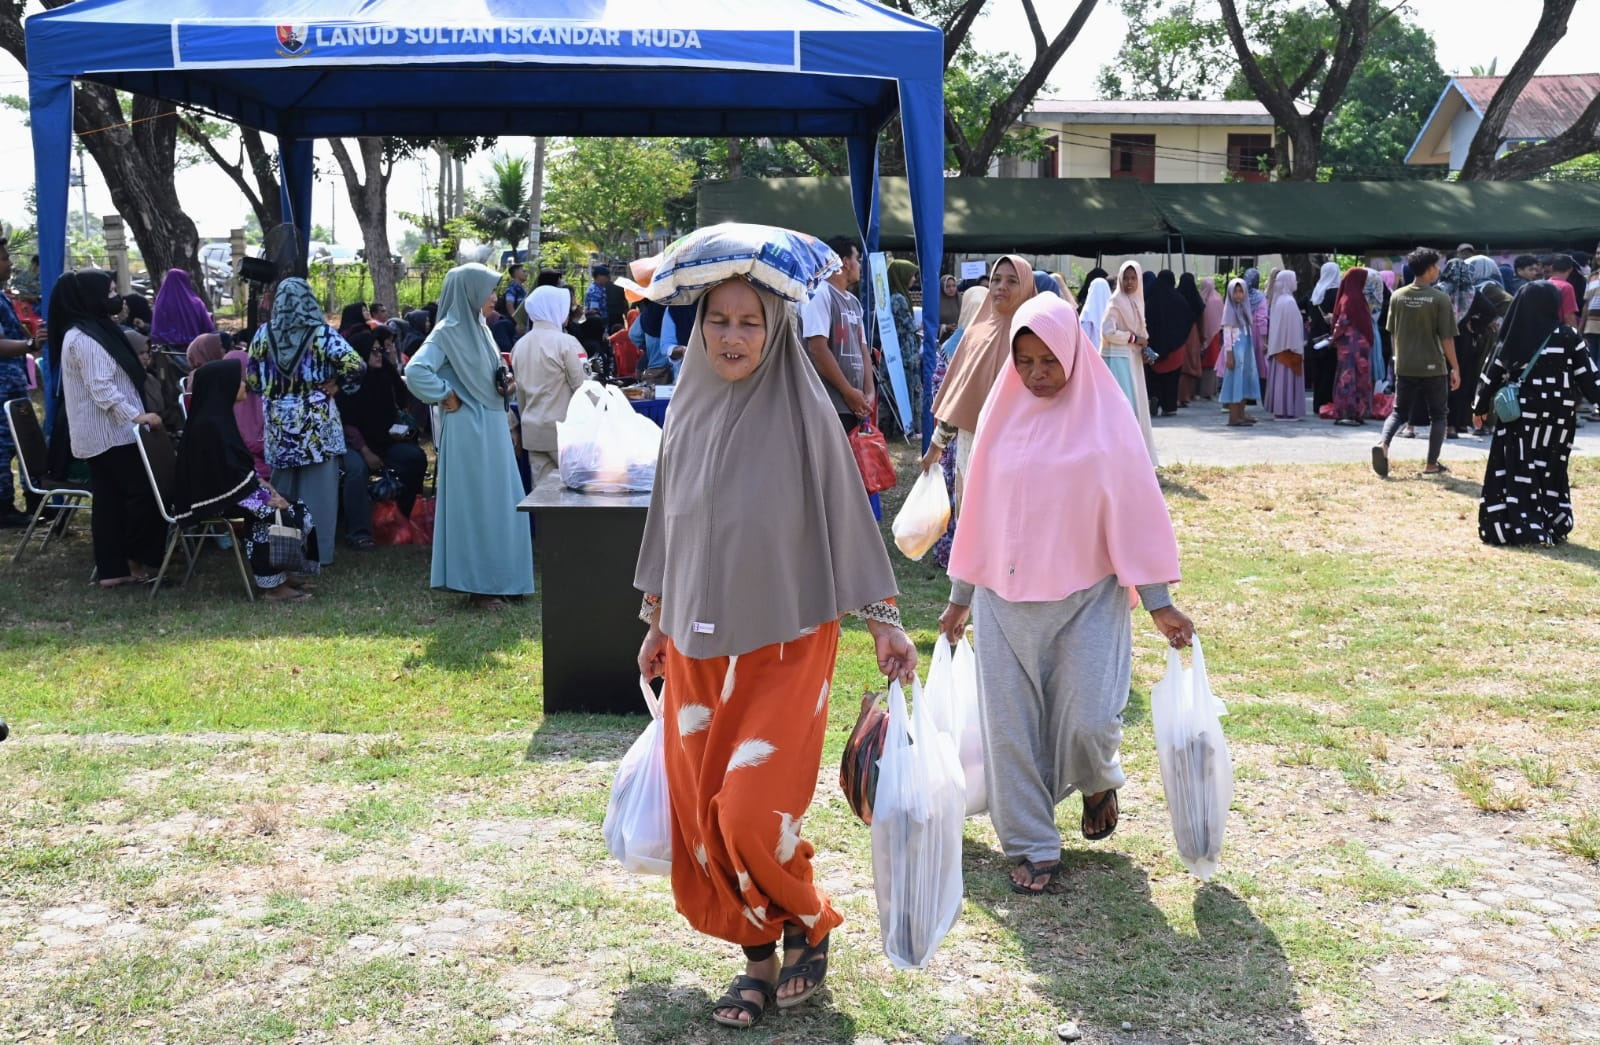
635, 274, 916, 1030
246, 277, 364, 566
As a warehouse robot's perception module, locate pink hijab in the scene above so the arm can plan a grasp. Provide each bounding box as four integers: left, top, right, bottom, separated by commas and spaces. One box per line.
1199, 276, 1225, 343
949, 294, 1180, 604
1379, 270, 1396, 291
224, 349, 270, 480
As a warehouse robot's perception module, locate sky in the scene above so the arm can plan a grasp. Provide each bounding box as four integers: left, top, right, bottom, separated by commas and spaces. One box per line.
1, 0, 1597, 251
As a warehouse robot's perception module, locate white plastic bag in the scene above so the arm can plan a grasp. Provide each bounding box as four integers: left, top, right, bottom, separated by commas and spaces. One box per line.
1149, 636, 1232, 881
558, 381, 662, 493
921, 637, 987, 818
871, 678, 965, 970
601, 677, 672, 876
891, 468, 951, 560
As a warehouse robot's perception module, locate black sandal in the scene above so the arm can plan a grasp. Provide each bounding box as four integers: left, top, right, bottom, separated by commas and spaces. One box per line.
1082, 789, 1119, 842
1008, 857, 1060, 895
776, 927, 830, 1010
710, 974, 775, 1029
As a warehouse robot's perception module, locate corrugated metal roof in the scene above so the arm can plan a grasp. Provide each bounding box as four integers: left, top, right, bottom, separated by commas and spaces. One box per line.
1454, 74, 1600, 141
1031, 99, 1276, 116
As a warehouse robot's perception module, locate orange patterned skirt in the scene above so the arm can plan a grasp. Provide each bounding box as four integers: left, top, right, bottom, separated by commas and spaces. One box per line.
660, 621, 844, 949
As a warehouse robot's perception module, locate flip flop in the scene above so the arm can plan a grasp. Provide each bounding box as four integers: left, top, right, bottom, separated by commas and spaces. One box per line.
265, 588, 313, 603
1008, 857, 1060, 895
1370, 445, 1389, 479
1081, 789, 1119, 841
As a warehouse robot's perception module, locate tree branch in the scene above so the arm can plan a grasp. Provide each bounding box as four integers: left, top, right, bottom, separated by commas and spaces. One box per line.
178, 115, 268, 226
1476, 90, 1600, 180
792, 137, 847, 177
960, 0, 1099, 176
942, 0, 987, 68
1019, 0, 1049, 56
1458, 0, 1579, 180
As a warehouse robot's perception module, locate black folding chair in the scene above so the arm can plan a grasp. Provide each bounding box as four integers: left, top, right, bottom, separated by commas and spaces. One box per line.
5, 397, 92, 565
131, 423, 255, 601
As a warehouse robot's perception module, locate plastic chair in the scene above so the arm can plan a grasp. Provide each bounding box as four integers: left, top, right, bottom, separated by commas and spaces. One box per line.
179, 392, 191, 420
131, 423, 255, 601
5, 397, 92, 564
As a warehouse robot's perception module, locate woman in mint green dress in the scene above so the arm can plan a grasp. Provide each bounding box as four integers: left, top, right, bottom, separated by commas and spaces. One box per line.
403, 263, 535, 609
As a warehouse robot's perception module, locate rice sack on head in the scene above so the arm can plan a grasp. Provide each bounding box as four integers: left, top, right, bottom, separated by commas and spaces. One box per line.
618, 223, 841, 308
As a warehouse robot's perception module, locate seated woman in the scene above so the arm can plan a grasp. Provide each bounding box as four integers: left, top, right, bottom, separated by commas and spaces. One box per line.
338, 326, 428, 549
173, 358, 319, 601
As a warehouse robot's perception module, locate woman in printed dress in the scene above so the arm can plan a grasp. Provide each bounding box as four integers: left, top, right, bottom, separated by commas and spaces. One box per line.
635, 275, 916, 1029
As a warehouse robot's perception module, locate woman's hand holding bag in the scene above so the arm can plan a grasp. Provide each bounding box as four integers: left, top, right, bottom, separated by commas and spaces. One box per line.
601, 677, 673, 876
1149, 636, 1232, 881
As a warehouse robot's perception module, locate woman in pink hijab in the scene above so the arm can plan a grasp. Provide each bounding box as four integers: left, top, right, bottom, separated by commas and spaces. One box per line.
224, 348, 270, 480
939, 293, 1195, 896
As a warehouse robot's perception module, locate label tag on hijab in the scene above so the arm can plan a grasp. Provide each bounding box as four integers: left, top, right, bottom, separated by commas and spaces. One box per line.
692, 621, 716, 635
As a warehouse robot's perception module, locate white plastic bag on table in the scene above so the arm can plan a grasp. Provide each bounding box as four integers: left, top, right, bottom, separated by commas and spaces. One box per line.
920, 637, 986, 817
602, 677, 672, 876
1149, 636, 1232, 881
891, 468, 951, 560
871, 678, 965, 970
557, 380, 662, 493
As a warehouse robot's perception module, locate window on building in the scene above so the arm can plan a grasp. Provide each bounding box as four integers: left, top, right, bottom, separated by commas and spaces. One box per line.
1109, 134, 1156, 183
1040, 135, 1059, 179
1227, 134, 1275, 182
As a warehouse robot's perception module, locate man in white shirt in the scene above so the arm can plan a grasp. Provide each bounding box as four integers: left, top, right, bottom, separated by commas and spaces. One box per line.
801, 236, 875, 432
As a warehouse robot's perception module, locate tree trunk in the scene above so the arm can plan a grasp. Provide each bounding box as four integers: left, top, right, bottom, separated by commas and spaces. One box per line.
77, 86, 207, 305
1458, 0, 1585, 180
1218, 0, 1375, 183
529, 137, 547, 262
728, 137, 744, 180
329, 138, 399, 311
435, 143, 450, 242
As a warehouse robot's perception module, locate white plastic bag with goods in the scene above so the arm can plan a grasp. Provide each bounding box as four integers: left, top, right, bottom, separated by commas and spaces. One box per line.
1149, 636, 1232, 881
920, 636, 987, 818
891, 467, 951, 560
871, 678, 965, 970
601, 677, 672, 876
557, 381, 662, 493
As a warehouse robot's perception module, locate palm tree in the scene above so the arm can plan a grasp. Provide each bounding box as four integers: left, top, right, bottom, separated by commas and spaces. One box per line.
466, 153, 532, 260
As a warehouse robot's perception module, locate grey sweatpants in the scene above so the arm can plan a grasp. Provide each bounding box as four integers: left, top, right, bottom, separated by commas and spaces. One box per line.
271, 457, 340, 567
971, 574, 1132, 864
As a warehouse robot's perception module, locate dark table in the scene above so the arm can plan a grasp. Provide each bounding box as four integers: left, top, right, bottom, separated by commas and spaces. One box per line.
519, 475, 654, 716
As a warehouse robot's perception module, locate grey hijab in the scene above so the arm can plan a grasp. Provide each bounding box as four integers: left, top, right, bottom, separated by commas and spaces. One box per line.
422, 263, 504, 410
265, 277, 328, 372
634, 279, 898, 660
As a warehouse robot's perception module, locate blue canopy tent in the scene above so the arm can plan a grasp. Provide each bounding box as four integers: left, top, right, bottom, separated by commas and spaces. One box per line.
26, 0, 946, 441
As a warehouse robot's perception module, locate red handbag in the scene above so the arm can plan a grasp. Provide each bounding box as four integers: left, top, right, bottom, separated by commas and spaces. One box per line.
850, 420, 897, 494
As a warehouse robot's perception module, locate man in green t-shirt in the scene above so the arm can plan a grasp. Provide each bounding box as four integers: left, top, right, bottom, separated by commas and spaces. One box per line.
1373, 247, 1460, 477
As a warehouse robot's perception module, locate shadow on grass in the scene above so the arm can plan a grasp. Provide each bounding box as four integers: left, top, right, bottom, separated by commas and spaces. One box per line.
612, 980, 858, 1043
963, 839, 1312, 1043
1158, 474, 1211, 501
1504, 539, 1600, 573
523, 712, 646, 764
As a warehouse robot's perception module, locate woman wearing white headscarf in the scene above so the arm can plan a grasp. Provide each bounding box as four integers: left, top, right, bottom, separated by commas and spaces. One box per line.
512, 284, 587, 488
1077, 276, 1112, 355
403, 263, 535, 609
1263, 270, 1306, 419
1100, 261, 1158, 465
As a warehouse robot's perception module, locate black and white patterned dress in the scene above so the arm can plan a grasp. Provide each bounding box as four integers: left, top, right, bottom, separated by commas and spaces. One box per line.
1472, 327, 1600, 546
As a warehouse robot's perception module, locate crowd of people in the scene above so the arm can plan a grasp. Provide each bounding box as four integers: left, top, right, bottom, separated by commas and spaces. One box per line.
5, 221, 1600, 1032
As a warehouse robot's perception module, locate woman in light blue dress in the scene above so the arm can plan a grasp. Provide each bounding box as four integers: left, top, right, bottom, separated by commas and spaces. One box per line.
403, 263, 535, 609
1218, 277, 1260, 427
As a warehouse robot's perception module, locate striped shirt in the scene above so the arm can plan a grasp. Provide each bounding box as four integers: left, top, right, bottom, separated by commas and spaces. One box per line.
62, 327, 144, 459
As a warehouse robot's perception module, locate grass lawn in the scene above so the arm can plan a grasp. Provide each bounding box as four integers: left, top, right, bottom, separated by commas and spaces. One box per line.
2, 452, 1598, 1044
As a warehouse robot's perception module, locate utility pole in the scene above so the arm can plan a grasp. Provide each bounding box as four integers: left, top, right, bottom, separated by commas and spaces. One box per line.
528, 136, 547, 264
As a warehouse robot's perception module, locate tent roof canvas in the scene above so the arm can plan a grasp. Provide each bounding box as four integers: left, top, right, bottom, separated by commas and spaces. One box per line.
26, 0, 942, 139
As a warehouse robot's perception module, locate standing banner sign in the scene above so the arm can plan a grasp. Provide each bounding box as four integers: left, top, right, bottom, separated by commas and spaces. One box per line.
869, 252, 914, 432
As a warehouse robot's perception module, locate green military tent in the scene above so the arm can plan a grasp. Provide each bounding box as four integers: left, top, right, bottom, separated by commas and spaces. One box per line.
700, 177, 1600, 255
